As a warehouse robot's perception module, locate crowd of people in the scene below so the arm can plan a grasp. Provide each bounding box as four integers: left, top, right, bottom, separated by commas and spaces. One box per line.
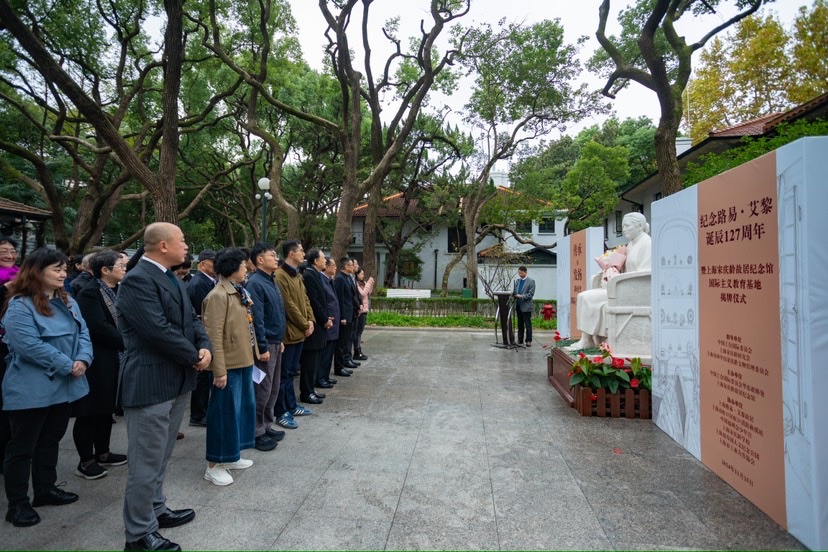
0, 224, 374, 551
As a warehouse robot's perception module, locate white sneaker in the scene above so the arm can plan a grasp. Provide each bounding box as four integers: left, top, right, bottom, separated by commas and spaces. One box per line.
204, 465, 233, 486
220, 458, 253, 470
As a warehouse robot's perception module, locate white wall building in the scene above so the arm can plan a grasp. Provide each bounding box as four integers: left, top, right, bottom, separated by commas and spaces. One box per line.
349, 188, 564, 300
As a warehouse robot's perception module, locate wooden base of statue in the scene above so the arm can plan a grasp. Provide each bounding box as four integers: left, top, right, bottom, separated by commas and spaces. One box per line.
547, 348, 575, 406
572, 386, 652, 419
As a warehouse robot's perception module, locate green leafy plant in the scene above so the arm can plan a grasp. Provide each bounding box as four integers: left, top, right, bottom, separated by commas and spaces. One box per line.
566, 342, 651, 393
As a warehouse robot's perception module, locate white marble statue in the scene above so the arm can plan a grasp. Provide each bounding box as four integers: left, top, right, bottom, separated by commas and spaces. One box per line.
567, 212, 652, 350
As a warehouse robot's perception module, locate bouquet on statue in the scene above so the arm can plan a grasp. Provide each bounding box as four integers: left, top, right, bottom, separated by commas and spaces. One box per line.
595, 245, 627, 282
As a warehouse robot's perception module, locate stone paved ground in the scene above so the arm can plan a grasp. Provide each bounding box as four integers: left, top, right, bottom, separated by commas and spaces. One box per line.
2, 328, 806, 550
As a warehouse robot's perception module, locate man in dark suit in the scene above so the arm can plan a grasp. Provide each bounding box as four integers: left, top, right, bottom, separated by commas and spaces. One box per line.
333, 257, 358, 375
117, 223, 212, 551
299, 248, 332, 404
512, 265, 536, 346
185, 249, 216, 427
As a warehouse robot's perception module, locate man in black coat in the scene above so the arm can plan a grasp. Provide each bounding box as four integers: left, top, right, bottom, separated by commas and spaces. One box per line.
298, 249, 332, 404
185, 249, 216, 427
333, 257, 358, 374
117, 223, 212, 551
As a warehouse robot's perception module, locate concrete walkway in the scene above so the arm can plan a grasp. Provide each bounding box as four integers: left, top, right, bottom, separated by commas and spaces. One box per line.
3, 329, 804, 550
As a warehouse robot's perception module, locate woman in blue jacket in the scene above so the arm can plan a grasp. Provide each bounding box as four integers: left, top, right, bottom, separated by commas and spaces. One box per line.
1, 248, 92, 528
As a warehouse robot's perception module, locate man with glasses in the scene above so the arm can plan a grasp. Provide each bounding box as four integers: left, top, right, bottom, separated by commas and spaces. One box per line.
273, 240, 314, 429
246, 243, 287, 450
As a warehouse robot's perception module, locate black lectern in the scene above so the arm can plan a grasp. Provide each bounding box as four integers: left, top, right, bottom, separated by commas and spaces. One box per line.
492, 290, 517, 349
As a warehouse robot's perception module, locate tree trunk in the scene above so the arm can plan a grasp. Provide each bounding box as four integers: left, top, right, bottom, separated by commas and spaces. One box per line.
361, 180, 383, 278
464, 216, 478, 297
332, 179, 360, 261
655, 90, 683, 196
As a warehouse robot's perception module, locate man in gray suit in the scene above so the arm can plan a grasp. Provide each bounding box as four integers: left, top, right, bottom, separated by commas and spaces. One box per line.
117, 223, 212, 551
512, 265, 536, 347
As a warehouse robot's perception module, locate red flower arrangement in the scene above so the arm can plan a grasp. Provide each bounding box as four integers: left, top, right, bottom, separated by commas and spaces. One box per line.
567, 342, 652, 393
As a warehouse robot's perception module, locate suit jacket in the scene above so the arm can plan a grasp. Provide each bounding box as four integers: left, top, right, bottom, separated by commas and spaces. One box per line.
513, 276, 536, 313
334, 272, 356, 322
74, 280, 124, 416
117, 259, 211, 408
301, 266, 329, 351
187, 270, 216, 317
323, 275, 340, 341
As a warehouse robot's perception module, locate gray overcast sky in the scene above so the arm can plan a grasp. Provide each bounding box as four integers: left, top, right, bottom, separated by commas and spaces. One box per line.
287, 0, 809, 137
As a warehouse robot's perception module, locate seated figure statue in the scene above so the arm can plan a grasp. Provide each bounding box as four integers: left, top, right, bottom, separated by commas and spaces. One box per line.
567, 212, 652, 350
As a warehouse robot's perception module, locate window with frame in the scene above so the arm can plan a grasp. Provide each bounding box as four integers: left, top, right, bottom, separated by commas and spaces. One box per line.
615, 210, 623, 235
514, 220, 531, 234
447, 226, 467, 253
538, 217, 556, 234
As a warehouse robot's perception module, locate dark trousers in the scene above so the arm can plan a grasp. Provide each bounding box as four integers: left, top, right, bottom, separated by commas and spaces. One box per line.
335, 322, 353, 369
275, 343, 303, 417
73, 414, 114, 463
254, 342, 281, 437
353, 313, 366, 351
0, 409, 8, 474
4, 402, 71, 506
318, 341, 336, 384
190, 370, 210, 423
517, 310, 533, 343
299, 347, 321, 398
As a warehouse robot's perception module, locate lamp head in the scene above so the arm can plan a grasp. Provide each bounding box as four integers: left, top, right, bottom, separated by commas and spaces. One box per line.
257, 177, 270, 191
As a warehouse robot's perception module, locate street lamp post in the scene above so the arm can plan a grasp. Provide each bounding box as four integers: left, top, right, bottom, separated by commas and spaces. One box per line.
255, 177, 272, 242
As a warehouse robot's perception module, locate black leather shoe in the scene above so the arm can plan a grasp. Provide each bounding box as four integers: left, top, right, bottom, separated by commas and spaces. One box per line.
344, 362, 359, 369
156, 508, 195, 528
348, 359, 361, 366
334, 368, 352, 377
5, 502, 40, 527
254, 434, 278, 451
125, 531, 181, 551
265, 428, 285, 441
188, 418, 207, 428
316, 381, 334, 389
300, 394, 323, 404
31, 488, 78, 507
354, 353, 368, 360
326, 378, 338, 384
312, 391, 326, 399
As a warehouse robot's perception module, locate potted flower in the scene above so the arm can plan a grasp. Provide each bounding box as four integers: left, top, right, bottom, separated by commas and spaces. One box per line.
566, 343, 652, 419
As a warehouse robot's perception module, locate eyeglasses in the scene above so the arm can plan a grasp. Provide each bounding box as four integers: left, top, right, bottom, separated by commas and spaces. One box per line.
109, 263, 128, 270
0, 248, 17, 256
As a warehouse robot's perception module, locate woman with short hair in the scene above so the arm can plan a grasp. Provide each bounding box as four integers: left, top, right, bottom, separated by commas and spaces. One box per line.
201, 248, 257, 486
2, 248, 92, 527
72, 249, 129, 480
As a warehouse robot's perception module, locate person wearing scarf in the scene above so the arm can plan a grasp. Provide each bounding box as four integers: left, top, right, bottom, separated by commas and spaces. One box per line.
73, 250, 129, 480
200, 248, 257, 486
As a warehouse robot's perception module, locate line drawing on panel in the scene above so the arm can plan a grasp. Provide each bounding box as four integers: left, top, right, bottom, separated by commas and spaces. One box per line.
653, 214, 701, 459
778, 166, 813, 501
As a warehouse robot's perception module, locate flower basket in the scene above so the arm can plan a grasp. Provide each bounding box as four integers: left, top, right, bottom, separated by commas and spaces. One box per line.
572, 385, 651, 419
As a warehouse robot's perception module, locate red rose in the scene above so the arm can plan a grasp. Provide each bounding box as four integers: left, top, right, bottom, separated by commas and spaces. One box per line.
554, 335, 561, 342
611, 357, 624, 368
590, 394, 598, 401
630, 379, 640, 388
579, 352, 586, 359
592, 356, 603, 364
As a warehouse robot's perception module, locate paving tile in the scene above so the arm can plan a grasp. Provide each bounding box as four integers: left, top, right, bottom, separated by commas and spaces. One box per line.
0, 329, 805, 551
293, 468, 406, 523
272, 514, 391, 550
